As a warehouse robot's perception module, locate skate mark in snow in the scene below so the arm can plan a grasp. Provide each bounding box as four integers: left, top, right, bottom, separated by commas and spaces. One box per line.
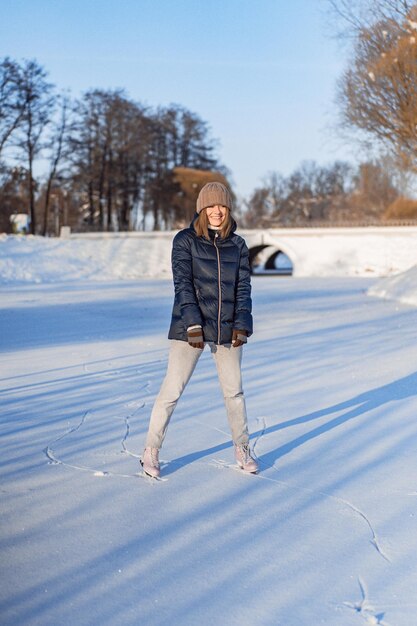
119, 410, 169, 484
213, 454, 390, 562
221, 415, 391, 563
120, 404, 145, 460
335, 497, 390, 563
43, 401, 167, 482
125, 399, 146, 408
252, 416, 267, 457
343, 578, 391, 625
83, 362, 121, 378
44, 410, 90, 467
71, 395, 147, 461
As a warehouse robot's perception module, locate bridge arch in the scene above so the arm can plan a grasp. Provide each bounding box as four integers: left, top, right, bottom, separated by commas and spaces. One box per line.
249, 244, 294, 275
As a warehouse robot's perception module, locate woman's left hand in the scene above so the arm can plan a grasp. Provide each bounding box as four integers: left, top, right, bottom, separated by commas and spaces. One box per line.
232, 329, 248, 347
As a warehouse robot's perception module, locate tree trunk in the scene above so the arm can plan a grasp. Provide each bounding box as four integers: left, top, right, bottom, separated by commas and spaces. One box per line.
42, 176, 53, 236
98, 144, 108, 229
88, 181, 94, 225
153, 199, 159, 230
106, 181, 112, 231
28, 149, 36, 234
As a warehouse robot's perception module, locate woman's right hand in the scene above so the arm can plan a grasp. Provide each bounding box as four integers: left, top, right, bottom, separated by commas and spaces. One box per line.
187, 327, 204, 349
232, 329, 248, 347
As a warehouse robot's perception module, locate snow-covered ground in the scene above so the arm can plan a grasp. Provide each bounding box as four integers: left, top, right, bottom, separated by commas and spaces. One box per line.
0, 233, 173, 283
368, 264, 417, 307
1, 273, 417, 626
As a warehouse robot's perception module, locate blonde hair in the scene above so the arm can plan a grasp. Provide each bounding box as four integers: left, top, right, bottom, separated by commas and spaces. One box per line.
194, 207, 233, 240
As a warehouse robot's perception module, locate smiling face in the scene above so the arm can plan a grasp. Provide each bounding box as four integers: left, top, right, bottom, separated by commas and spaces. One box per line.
205, 204, 227, 227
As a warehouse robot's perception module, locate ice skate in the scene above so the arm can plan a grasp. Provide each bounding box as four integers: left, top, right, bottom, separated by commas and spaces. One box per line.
235, 443, 258, 473
141, 447, 160, 478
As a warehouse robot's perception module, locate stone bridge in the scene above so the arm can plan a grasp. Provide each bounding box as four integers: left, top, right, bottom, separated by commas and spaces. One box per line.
239, 226, 417, 276
72, 226, 417, 277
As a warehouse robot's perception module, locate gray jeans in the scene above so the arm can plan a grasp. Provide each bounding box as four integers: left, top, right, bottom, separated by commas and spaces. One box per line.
145, 339, 249, 449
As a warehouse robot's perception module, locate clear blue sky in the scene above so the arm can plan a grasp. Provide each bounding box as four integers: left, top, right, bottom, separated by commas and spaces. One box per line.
0, 0, 354, 198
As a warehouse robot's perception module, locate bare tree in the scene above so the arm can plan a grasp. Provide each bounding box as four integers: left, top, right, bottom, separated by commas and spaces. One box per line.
68, 90, 107, 227
15, 60, 55, 233
0, 164, 28, 232
0, 57, 25, 157
349, 158, 399, 218
328, 0, 413, 36
42, 94, 71, 235
243, 172, 288, 227
1, 60, 226, 234
242, 159, 400, 226
331, 1, 417, 172
68, 90, 153, 231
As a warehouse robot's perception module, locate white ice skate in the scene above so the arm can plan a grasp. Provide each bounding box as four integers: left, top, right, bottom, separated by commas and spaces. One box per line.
141, 447, 160, 478
235, 443, 258, 473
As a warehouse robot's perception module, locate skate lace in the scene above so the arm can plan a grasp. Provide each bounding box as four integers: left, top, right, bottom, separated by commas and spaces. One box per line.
238, 443, 251, 463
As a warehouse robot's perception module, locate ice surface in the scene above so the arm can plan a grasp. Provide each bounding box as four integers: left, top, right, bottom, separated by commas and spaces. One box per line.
1, 275, 417, 625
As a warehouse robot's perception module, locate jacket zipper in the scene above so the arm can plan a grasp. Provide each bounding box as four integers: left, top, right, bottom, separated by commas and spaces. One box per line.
213, 232, 222, 344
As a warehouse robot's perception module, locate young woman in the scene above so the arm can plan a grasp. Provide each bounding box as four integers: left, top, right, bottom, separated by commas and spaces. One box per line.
141, 181, 258, 478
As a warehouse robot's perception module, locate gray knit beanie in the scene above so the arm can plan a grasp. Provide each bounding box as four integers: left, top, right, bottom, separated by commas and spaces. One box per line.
196, 182, 233, 214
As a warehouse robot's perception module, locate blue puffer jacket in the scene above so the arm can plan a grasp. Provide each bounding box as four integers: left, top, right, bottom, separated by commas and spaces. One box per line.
168, 214, 253, 345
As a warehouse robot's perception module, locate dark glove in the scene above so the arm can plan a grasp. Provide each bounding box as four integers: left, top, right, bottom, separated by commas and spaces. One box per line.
187, 327, 204, 349
232, 329, 248, 347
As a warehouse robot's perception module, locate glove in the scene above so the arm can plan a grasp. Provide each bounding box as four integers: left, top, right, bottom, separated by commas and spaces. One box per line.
232, 329, 248, 347
187, 326, 204, 349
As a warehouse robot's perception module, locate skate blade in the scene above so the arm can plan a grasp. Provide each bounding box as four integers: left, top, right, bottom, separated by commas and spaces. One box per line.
237, 463, 259, 474
140, 460, 162, 480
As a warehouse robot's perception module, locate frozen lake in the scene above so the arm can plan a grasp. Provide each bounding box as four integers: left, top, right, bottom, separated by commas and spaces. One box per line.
1, 276, 417, 626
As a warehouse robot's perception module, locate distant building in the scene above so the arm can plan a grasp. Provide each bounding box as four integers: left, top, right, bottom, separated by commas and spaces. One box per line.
10, 213, 30, 234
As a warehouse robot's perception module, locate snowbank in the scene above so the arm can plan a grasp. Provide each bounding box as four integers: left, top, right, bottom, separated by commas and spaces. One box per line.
0, 233, 172, 283
368, 264, 417, 307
